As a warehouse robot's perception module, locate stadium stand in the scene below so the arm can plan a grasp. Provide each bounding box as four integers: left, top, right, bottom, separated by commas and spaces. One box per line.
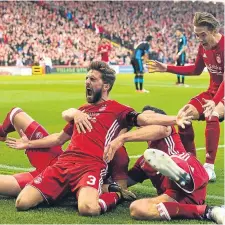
0, 1, 224, 66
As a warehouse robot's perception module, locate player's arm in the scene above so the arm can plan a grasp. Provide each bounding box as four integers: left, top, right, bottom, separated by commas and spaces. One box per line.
62, 108, 92, 133
212, 80, 224, 105
149, 46, 205, 75
167, 45, 204, 75
103, 125, 171, 163
135, 111, 192, 128
6, 130, 71, 150
203, 80, 224, 118
177, 36, 187, 57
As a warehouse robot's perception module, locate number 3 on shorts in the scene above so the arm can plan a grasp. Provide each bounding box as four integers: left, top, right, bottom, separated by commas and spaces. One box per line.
87, 175, 96, 185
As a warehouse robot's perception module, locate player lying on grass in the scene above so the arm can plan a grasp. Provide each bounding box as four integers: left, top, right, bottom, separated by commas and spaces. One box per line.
4, 61, 192, 216
102, 107, 224, 224
0, 107, 135, 202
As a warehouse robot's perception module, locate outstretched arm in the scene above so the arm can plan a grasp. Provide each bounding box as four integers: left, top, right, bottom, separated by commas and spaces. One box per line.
149, 46, 205, 75
6, 130, 71, 150
103, 125, 171, 163
136, 111, 192, 128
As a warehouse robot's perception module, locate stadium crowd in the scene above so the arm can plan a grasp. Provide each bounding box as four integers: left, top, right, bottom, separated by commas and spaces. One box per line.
0, 1, 224, 66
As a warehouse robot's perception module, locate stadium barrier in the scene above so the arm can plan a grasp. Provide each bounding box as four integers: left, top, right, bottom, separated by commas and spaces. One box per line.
0, 66, 208, 76
0, 66, 32, 76
32, 66, 44, 75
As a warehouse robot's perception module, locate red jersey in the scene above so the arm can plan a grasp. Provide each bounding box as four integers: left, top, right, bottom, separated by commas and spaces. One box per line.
62, 100, 135, 162
97, 43, 111, 62
148, 126, 186, 155
129, 125, 186, 195
168, 35, 224, 95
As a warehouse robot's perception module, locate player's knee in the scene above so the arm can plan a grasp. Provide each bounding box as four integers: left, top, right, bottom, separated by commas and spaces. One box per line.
15, 196, 33, 211
78, 202, 101, 216
130, 201, 144, 219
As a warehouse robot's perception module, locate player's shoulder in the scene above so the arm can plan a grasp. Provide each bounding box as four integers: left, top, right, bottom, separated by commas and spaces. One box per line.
108, 100, 134, 110
79, 103, 91, 110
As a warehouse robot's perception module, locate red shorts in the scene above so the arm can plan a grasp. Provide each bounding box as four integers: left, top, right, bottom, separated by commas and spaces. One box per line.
29, 157, 107, 203
107, 146, 129, 181
165, 153, 209, 205
13, 121, 63, 189
188, 91, 213, 120
24, 121, 63, 172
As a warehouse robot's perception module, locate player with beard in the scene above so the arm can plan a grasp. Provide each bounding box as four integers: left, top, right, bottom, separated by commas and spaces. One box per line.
11, 61, 191, 216
149, 12, 224, 181
1, 106, 131, 201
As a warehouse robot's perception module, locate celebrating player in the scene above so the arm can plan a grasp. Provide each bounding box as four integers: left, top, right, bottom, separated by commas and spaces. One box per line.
10, 61, 191, 216
148, 12, 224, 181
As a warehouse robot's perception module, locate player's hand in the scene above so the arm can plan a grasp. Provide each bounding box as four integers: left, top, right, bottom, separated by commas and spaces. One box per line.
176, 106, 193, 128
5, 129, 29, 150
62, 108, 78, 122
74, 110, 93, 134
148, 60, 167, 73
103, 136, 124, 163
203, 98, 216, 119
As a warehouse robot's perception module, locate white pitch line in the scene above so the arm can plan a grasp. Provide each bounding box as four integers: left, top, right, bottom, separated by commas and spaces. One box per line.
0, 145, 224, 170
129, 145, 225, 159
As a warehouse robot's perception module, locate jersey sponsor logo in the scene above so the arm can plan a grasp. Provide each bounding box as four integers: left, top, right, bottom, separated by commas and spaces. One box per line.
34, 176, 42, 184
216, 54, 222, 64
206, 64, 223, 75
203, 53, 207, 58
35, 132, 43, 139
99, 104, 107, 112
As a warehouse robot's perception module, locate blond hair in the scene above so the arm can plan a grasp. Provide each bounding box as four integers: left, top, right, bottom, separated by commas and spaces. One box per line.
193, 12, 220, 31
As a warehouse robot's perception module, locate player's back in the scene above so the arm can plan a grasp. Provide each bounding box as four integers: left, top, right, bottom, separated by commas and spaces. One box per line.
133, 41, 150, 59
149, 125, 186, 155
65, 100, 133, 161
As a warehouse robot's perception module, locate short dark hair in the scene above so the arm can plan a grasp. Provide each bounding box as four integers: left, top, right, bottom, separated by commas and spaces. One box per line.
88, 61, 116, 92
142, 105, 167, 115
145, 35, 153, 42
176, 27, 184, 32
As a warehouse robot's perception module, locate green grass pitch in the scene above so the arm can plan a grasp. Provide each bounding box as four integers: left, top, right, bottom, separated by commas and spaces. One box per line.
0, 72, 224, 224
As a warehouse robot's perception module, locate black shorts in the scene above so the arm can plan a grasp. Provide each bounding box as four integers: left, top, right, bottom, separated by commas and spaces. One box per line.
131, 58, 144, 74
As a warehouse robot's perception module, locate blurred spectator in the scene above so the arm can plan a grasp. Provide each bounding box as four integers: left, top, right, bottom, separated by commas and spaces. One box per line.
0, 1, 223, 67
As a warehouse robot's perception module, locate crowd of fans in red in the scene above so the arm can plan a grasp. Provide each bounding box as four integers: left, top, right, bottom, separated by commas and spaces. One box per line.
0, 1, 223, 66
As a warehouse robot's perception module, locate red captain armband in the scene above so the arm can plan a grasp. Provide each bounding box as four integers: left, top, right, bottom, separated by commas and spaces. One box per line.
126, 111, 141, 127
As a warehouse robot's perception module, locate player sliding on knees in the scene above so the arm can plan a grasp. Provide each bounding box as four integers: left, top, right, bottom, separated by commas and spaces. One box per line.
4, 61, 192, 216
2, 107, 136, 205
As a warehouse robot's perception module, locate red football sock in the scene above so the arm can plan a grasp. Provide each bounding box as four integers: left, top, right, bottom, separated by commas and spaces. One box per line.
98, 192, 119, 213
157, 202, 206, 220
0, 108, 23, 136
205, 116, 220, 164
178, 125, 196, 156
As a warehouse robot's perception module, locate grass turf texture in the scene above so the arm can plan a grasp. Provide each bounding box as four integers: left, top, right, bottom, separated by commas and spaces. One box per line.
0, 72, 224, 224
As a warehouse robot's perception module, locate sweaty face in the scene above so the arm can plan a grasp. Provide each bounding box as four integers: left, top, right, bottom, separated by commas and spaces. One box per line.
194, 26, 216, 50
85, 70, 104, 103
